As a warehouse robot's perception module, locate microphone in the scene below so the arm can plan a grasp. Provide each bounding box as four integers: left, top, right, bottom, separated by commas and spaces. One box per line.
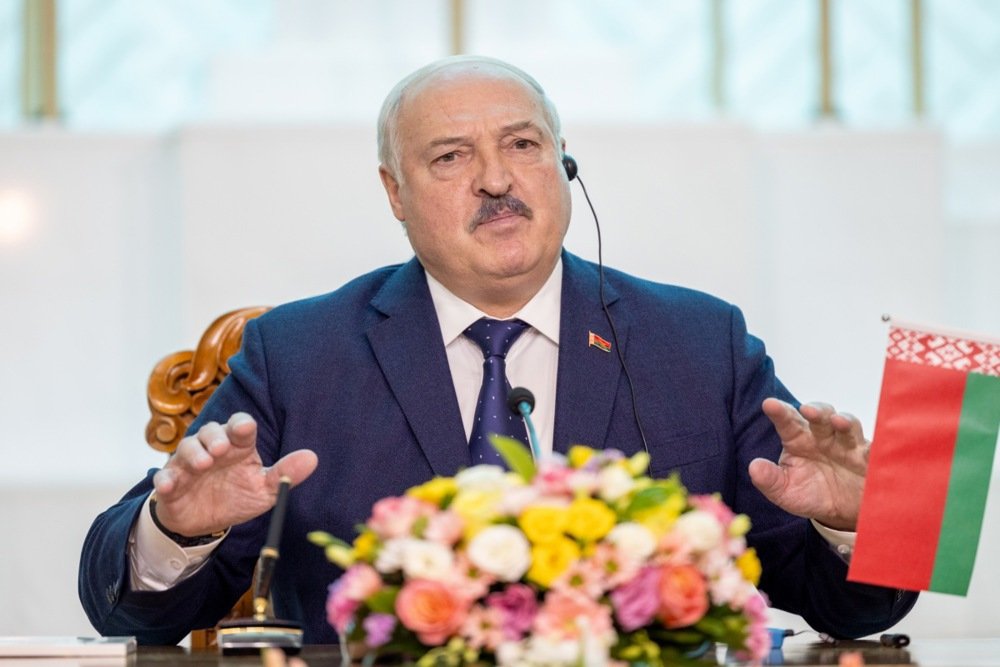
507, 386, 540, 459
217, 477, 304, 656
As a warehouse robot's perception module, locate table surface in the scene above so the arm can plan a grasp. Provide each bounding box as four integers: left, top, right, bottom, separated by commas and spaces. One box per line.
4, 638, 999, 667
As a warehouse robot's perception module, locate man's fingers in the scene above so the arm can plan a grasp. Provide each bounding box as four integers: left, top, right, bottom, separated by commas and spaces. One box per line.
173, 434, 216, 472
748, 457, 785, 503
761, 398, 811, 442
152, 467, 178, 496
267, 449, 319, 488
764, 399, 864, 452
225, 412, 258, 450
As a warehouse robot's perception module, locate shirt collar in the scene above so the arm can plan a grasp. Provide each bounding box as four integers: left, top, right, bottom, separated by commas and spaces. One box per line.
425, 258, 563, 347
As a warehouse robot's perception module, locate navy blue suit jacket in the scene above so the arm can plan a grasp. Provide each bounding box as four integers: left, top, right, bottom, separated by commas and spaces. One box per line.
79, 251, 915, 644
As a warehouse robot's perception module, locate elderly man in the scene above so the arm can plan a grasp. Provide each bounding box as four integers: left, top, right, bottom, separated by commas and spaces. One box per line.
80, 56, 916, 645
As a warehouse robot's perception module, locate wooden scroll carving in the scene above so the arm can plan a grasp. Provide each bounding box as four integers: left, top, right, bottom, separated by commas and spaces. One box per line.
145, 306, 271, 454
143, 306, 270, 649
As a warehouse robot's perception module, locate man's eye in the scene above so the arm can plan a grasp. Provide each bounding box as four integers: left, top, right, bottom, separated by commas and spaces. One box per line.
512, 139, 536, 150
436, 152, 457, 163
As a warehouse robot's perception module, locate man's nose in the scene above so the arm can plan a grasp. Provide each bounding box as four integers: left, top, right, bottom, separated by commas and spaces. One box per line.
473, 151, 512, 197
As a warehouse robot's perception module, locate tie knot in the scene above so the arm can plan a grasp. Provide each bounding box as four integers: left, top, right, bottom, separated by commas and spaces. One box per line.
464, 318, 528, 359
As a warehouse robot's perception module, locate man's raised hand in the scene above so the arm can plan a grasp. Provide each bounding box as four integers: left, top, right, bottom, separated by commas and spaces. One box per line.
151, 412, 318, 537
749, 398, 869, 531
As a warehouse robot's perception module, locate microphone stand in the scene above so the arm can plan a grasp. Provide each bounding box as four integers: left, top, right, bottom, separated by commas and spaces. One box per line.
508, 387, 540, 460
216, 477, 304, 655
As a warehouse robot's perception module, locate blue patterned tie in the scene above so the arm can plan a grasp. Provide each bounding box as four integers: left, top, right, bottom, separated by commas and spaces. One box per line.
464, 318, 530, 466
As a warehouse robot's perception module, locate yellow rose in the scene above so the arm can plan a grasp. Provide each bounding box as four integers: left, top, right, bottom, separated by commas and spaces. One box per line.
568, 445, 595, 469
527, 536, 581, 587
518, 505, 569, 544
352, 531, 378, 561
450, 488, 502, 538
737, 548, 762, 585
407, 476, 458, 506
565, 496, 617, 542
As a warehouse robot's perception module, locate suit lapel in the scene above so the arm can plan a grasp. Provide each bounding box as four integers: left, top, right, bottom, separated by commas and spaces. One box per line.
366, 259, 471, 476
553, 252, 627, 455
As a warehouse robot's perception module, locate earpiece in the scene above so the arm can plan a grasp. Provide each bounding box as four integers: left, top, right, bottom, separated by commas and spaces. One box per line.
562, 154, 578, 181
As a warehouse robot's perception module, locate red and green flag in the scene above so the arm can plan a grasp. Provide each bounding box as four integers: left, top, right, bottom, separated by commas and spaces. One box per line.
849, 322, 1000, 595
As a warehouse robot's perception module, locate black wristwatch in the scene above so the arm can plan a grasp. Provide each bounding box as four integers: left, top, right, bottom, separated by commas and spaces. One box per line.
148, 494, 227, 547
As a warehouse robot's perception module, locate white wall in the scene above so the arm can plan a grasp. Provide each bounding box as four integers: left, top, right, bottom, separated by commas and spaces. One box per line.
1, 123, 998, 638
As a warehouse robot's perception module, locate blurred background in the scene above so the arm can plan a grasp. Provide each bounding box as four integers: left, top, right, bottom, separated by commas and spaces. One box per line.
1, 0, 998, 641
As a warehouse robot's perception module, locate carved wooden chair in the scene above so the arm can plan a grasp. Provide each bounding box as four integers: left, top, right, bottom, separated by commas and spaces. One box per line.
145, 306, 270, 649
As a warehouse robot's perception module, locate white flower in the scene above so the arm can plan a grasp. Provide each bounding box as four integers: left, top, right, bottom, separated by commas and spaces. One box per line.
466, 524, 531, 582
374, 537, 455, 580
499, 484, 541, 515
578, 617, 612, 667
597, 465, 636, 502
455, 465, 508, 490
399, 539, 455, 581
673, 510, 724, 553
567, 469, 600, 496
498, 637, 582, 666
373, 537, 409, 573
606, 522, 657, 564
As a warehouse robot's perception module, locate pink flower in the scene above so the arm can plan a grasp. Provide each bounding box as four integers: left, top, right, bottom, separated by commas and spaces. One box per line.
445, 552, 495, 600
553, 556, 605, 599
340, 563, 382, 601
486, 583, 538, 639
368, 496, 435, 539
657, 564, 709, 629
533, 461, 575, 496
395, 579, 471, 646
610, 566, 662, 632
533, 589, 613, 642
737, 592, 772, 663
658, 529, 695, 565
690, 494, 735, 527
326, 580, 360, 634
591, 541, 639, 589
460, 604, 506, 650
423, 510, 464, 545
362, 613, 396, 648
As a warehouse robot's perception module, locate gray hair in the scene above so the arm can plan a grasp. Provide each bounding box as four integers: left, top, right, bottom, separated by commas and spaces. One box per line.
377, 55, 563, 178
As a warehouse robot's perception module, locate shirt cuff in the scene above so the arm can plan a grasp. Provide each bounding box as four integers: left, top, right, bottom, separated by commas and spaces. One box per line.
127, 494, 227, 592
810, 518, 857, 563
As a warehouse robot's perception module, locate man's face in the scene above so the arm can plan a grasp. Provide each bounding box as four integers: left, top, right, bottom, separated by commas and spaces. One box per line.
380, 70, 572, 314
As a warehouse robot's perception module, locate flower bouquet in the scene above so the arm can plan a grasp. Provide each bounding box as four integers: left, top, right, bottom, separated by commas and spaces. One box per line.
309, 438, 770, 666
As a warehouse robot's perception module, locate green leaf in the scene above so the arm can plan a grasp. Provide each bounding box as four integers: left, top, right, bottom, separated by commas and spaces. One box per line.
366, 586, 399, 614
624, 485, 672, 516
489, 434, 536, 482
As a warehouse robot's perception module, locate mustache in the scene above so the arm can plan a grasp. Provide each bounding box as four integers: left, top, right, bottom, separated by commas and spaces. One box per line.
469, 195, 533, 230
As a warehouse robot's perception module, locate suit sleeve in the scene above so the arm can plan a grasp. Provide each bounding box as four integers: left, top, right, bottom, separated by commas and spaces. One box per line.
727, 305, 917, 638
78, 320, 276, 645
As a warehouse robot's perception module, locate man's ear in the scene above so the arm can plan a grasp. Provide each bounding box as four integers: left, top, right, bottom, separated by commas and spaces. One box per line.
378, 165, 406, 222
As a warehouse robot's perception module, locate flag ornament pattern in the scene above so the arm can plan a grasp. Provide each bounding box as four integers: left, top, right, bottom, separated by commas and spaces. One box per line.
886, 327, 1000, 375
588, 331, 612, 353
849, 323, 1000, 595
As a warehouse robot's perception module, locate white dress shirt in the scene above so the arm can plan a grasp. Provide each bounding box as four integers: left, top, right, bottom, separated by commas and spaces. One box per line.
425, 258, 562, 457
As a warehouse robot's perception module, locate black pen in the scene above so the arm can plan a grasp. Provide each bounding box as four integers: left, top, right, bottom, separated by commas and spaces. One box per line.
253, 476, 292, 621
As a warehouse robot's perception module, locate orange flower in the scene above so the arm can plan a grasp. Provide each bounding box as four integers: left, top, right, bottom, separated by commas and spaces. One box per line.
657, 564, 709, 629
394, 579, 470, 645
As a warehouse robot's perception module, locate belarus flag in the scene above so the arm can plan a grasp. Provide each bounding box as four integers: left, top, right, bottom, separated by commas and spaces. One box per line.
849, 322, 1000, 595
